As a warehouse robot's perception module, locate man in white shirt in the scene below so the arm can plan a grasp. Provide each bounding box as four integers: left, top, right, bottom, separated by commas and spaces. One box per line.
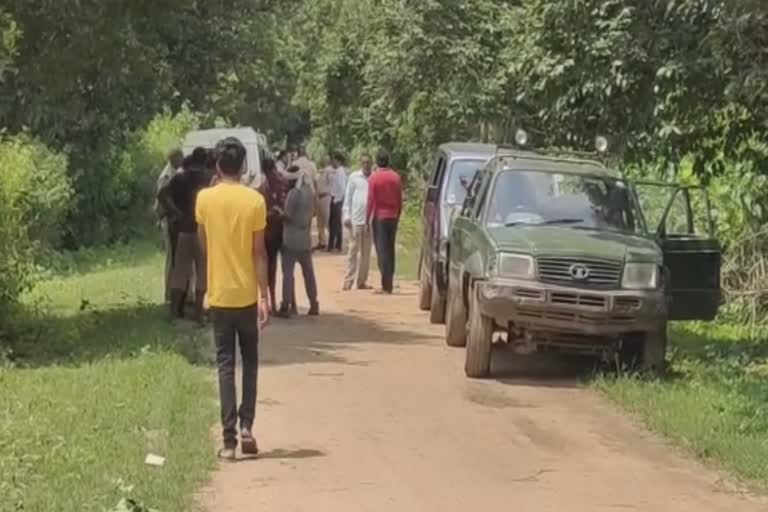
327, 152, 349, 253
342, 153, 374, 290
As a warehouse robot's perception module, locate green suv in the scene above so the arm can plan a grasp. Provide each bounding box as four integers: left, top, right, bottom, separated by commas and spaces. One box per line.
445, 149, 722, 378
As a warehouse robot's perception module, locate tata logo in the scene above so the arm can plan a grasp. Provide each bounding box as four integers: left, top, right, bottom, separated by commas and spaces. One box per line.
569, 263, 590, 280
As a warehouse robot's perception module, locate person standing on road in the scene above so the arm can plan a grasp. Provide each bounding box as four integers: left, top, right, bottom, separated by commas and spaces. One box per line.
258, 157, 288, 315
155, 148, 185, 303
327, 152, 348, 253
367, 149, 403, 295
159, 147, 210, 322
195, 137, 270, 461
342, 153, 373, 290
277, 165, 320, 317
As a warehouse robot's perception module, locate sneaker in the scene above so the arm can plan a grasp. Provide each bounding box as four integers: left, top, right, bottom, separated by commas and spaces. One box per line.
308, 303, 320, 316
240, 430, 259, 455
342, 283, 353, 291
357, 284, 372, 290
218, 447, 236, 462
276, 304, 293, 319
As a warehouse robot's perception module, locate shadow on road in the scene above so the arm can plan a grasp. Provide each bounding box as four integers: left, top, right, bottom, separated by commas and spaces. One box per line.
7, 301, 434, 370
473, 343, 601, 389
261, 312, 434, 367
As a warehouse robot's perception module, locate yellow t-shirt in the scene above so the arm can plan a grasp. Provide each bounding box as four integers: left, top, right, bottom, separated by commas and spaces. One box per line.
195, 182, 267, 308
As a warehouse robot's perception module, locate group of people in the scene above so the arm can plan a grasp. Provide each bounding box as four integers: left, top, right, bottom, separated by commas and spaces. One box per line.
153, 137, 403, 459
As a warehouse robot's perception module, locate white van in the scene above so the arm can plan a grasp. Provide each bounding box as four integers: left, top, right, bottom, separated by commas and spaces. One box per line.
182, 127, 271, 189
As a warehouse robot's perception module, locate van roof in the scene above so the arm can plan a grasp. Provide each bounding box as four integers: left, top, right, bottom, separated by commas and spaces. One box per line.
183, 127, 265, 148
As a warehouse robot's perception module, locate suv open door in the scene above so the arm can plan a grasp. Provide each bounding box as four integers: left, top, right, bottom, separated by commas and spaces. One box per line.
634, 182, 722, 321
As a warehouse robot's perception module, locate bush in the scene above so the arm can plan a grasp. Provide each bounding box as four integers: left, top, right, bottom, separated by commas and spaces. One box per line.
65, 107, 200, 247
0, 135, 71, 329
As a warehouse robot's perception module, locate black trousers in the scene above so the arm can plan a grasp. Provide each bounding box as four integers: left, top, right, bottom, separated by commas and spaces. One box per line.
265, 230, 282, 308
373, 218, 398, 293
210, 305, 259, 449
328, 200, 344, 251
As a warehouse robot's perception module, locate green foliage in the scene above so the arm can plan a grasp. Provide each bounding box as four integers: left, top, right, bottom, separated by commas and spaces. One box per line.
0, 135, 71, 328
66, 108, 200, 246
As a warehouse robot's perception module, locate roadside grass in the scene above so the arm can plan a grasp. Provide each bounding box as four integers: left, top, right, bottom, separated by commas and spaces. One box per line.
595, 322, 768, 489
0, 241, 217, 512
396, 203, 421, 281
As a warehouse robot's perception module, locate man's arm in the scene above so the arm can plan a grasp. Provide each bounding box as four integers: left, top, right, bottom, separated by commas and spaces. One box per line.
252, 230, 269, 302
342, 175, 354, 224
397, 175, 404, 219
366, 175, 376, 225
198, 224, 207, 259
158, 178, 182, 220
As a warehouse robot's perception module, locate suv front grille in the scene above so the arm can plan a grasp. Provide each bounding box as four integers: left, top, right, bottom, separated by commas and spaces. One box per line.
537, 257, 622, 288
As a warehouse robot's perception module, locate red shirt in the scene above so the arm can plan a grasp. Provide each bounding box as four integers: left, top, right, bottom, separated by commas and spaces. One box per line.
367, 168, 403, 221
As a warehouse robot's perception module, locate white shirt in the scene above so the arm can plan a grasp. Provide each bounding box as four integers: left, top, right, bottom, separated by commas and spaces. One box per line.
342, 170, 369, 226
330, 166, 349, 203
293, 156, 318, 192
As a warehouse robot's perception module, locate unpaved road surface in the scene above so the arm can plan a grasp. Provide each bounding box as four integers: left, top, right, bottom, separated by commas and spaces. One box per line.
200, 253, 765, 512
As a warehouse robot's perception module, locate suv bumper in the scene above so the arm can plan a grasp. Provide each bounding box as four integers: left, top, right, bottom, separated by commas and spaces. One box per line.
477, 279, 666, 337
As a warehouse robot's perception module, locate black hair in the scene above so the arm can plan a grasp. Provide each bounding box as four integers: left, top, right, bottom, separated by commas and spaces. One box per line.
205, 149, 216, 170
191, 146, 208, 166
215, 137, 247, 176
331, 151, 345, 165
182, 154, 194, 169
277, 150, 288, 161
262, 157, 277, 174
376, 149, 390, 168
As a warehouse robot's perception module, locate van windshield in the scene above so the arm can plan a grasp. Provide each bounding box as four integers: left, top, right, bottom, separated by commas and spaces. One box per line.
445, 159, 485, 205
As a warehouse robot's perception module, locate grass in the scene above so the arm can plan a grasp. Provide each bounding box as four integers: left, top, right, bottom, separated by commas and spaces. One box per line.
595, 322, 768, 489
396, 203, 421, 281
0, 240, 217, 512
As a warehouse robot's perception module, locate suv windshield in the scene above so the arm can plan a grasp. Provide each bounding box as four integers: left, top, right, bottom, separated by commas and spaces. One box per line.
445, 159, 485, 206
485, 170, 641, 233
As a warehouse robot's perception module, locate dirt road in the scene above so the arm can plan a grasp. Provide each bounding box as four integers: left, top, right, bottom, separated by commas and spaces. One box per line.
200, 253, 765, 512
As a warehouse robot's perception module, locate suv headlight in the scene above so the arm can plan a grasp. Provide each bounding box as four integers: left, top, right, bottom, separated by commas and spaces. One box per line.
494, 253, 535, 280
622, 263, 659, 290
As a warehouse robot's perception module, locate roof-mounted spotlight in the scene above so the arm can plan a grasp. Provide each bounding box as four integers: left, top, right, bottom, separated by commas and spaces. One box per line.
595, 135, 609, 154
515, 129, 529, 147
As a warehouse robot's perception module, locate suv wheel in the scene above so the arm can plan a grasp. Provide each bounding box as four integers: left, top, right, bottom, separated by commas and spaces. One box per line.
445, 280, 467, 347
642, 320, 668, 373
465, 285, 493, 378
429, 273, 446, 325
619, 321, 668, 374
418, 253, 431, 311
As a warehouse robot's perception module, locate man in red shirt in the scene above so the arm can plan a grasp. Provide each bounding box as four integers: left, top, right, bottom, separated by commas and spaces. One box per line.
366, 149, 403, 294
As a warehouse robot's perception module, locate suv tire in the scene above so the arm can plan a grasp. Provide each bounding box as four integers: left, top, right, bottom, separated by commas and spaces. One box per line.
429, 273, 446, 325
418, 253, 431, 311
445, 280, 467, 347
642, 320, 668, 373
465, 285, 493, 378
619, 321, 668, 374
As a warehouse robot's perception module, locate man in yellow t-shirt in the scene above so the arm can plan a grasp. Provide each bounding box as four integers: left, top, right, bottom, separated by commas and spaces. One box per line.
195, 137, 270, 461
